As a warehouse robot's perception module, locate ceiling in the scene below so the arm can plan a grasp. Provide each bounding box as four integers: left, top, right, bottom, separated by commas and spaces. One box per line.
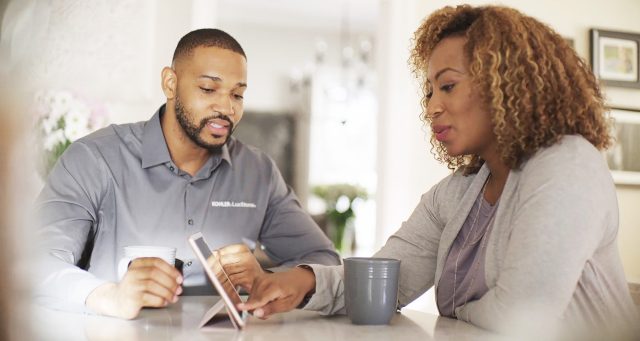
216, 0, 379, 33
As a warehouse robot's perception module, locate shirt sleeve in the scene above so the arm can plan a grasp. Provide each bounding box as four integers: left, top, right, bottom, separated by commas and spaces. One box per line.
33, 142, 109, 313
455, 142, 617, 332
300, 181, 448, 315
258, 157, 341, 267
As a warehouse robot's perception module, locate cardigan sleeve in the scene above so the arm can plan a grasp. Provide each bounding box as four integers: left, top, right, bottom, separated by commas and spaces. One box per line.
455, 137, 618, 333
374, 181, 449, 307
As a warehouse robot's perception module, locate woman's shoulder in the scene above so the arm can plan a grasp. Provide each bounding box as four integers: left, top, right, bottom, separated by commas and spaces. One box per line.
518, 135, 614, 192
522, 135, 606, 173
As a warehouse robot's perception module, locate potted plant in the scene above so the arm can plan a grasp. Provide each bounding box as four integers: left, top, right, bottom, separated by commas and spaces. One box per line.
311, 184, 368, 254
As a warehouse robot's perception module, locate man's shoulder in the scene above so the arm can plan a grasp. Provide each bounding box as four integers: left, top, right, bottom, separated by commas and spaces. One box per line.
75, 120, 145, 151
58, 120, 147, 169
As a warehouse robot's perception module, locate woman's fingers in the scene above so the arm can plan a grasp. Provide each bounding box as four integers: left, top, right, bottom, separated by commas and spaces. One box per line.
238, 282, 282, 311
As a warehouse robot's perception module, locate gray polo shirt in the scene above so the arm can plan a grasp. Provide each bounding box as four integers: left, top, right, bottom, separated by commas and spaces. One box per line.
34, 105, 340, 313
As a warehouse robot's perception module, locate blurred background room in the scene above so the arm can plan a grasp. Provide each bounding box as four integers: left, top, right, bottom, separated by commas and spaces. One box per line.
1, 0, 638, 317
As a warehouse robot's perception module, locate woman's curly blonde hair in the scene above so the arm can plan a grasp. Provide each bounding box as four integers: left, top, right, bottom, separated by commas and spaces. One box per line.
410, 5, 612, 174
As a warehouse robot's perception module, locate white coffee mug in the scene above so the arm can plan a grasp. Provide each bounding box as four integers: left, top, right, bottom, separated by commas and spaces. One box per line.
117, 245, 177, 280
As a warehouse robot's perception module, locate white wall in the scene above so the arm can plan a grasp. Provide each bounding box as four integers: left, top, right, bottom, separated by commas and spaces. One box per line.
18, 0, 205, 125
375, 0, 448, 315
110, 0, 197, 124
376, 0, 451, 248
217, 21, 373, 114
20, 0, 378, 122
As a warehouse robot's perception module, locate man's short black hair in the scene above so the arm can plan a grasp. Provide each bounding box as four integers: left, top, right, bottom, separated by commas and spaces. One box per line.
172, 28, 246, 63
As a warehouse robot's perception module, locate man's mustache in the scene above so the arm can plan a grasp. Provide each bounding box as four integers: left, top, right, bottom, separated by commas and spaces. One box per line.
198, 114, 234, 131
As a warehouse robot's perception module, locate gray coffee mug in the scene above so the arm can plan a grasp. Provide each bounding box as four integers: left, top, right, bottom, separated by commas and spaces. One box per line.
343, 257, 400, 325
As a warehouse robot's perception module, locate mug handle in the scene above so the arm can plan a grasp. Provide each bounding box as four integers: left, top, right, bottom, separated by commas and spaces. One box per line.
117, 257, 134, 280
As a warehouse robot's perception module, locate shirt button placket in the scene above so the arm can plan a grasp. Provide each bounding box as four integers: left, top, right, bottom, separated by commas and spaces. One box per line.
185, 181, 197, 232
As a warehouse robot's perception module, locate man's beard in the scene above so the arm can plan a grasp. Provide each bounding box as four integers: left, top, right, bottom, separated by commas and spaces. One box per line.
175, 96, 234, 153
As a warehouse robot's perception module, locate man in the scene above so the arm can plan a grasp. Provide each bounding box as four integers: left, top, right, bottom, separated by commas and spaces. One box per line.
34, 29, 340, 319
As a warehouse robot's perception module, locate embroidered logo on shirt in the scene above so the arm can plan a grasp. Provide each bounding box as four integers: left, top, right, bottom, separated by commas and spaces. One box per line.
211, 201, 257, 208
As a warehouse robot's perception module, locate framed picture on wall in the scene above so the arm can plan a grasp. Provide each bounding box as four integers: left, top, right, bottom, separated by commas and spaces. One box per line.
606, 108, 640, 185
590, 29, 640, 89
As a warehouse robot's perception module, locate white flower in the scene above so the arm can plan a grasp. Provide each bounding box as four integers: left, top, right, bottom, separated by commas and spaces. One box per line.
64, 108, 90, 141
49, 98, 69, 123
34, 90, 108, 176
43, 130, 66, 151
40, 115, 58, 135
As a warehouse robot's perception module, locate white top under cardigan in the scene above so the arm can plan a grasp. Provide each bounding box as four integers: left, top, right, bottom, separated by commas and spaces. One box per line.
303, 135, 639, 334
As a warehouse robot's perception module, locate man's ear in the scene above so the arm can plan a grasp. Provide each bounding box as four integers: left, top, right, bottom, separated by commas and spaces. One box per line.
161, 67, 177, 100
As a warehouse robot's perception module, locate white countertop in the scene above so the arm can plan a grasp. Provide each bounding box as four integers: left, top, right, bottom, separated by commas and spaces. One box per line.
32, 296, 501, 340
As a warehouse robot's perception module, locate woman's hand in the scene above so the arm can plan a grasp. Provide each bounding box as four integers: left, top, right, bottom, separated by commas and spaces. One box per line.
238, 266, 316, 319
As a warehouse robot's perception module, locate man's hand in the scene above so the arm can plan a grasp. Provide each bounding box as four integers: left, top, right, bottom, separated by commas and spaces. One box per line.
86, 257, 183, 319
211, 244, 264, 291
237, 267, 316, 319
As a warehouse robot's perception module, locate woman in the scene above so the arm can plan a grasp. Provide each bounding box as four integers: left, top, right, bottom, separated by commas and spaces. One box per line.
236, 5, 639, 335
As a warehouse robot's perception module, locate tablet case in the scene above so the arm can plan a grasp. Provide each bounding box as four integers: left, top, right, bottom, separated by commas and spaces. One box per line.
188, 232, 247, 331
199, 298, 238, 331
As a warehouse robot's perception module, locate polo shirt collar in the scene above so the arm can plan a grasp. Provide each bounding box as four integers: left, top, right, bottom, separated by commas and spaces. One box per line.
141, 106, 171, 169
142, 105, 234, 169
220, 138, 233, 167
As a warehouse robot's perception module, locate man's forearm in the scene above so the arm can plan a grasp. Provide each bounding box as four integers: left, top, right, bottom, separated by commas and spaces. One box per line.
33, 260, 109, 314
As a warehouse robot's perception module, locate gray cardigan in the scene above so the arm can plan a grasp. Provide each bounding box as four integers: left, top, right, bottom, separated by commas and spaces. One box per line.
304, 135, 638, 333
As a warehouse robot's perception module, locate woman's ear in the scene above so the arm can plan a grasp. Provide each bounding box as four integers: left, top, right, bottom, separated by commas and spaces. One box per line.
161, 67, 177, 100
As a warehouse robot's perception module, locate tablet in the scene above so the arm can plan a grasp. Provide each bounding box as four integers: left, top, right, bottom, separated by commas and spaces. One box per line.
188, 232, 246, 330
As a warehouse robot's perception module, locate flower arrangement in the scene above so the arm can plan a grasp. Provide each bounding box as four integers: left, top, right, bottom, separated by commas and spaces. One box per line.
33, 90, 107, 177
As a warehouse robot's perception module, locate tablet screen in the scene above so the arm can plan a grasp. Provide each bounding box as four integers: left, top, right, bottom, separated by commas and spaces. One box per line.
192, 236, 243, 307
